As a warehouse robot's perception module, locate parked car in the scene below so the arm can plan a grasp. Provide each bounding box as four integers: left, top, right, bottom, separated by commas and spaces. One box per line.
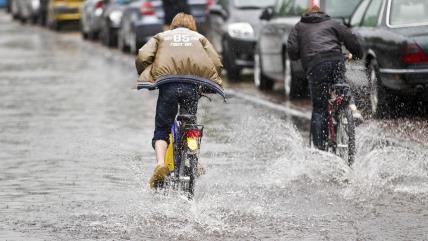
118, 0, 209, 54
206, 0, 276, 80
80, 0, 105, 39
99, 0, 133, 47
255, 0, 361, 98
346, 0, 428, 117
10, 0, 33, 23
46, 0, 84, 30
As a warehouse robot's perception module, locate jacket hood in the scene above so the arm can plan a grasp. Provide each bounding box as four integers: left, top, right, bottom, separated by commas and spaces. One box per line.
301, 12, 331, 24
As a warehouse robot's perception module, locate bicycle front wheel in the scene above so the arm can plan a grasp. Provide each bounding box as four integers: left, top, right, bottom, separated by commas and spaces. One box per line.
335, 107, 356, 166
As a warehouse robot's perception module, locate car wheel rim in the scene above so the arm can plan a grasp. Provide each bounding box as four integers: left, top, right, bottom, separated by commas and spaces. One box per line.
284, 58, 291, 97
254, 53, 261, 87
369, 66, 378, 114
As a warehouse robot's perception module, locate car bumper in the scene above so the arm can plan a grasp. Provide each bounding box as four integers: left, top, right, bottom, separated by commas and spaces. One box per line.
52, 5, 80, 21
380, 68, 428, 96
225, 36, 256, 68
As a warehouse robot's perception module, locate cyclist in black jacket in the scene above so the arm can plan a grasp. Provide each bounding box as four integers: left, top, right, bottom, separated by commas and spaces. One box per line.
161, 0, 190, 30
287, 5, 364, 150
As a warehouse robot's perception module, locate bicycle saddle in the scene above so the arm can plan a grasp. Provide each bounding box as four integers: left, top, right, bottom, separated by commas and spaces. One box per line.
177, 114, 196, 123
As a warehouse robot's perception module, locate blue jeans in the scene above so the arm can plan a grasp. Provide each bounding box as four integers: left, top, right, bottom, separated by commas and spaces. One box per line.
308, 60, 346, 150
152, 83, 199, 148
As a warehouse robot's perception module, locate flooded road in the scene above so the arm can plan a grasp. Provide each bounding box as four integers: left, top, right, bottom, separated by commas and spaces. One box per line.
1, 11, 428, 241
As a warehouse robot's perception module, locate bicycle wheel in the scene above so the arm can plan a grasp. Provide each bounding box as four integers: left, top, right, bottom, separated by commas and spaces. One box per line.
335, 107, 356, 166
179, 148, 197, 198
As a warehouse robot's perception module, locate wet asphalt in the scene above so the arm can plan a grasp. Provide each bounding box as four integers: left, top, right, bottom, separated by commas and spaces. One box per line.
1, 11, 428, 241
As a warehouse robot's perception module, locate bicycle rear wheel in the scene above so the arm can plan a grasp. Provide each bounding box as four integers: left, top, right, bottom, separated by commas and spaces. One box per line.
178, 150, 197, 198
335, 107, 356, 166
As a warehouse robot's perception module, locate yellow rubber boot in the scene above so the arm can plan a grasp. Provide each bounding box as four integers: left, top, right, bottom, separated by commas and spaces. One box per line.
148, 165, 169, 188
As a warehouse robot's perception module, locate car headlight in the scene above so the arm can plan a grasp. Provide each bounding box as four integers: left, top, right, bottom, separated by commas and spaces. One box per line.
227, 22, 255, 39
31, 0, 40, 10
109, 10, 123, 26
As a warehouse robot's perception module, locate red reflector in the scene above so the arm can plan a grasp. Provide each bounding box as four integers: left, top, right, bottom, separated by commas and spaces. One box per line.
400, 43, 428, 64
140, 1, 155, 16
185, 129, 202, 138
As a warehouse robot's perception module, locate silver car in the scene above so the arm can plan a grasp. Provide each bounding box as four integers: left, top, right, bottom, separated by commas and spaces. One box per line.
80, 0, 105, 39
255, 0, 361, 98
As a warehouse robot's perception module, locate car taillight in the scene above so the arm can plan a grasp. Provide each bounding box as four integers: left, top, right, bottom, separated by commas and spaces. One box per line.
140, 1, 155, 16
185, 129, 202, 138
205, 0, 214, 15
400, 43, 428, 65
95, 0, 103, 9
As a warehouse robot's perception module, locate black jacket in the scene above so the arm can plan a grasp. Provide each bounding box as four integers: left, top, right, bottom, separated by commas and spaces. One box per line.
287, 12, 363, 72
162, 0, 190, 25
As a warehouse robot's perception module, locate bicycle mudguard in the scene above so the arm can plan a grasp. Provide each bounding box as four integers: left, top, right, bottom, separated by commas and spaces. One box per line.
164, 134, 174, 172
136, 75, 226, 102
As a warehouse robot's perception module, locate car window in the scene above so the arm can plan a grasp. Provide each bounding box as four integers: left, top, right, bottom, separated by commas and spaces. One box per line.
350, 0, 370, 26
389, 0, 428, 27
324, 0, 361, 18
361, 0, 383, 27
275, 0, 307, 17
233, 0, 275, 9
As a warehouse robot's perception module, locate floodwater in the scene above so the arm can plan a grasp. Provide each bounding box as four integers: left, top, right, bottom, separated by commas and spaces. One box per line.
1, 12, 428, 241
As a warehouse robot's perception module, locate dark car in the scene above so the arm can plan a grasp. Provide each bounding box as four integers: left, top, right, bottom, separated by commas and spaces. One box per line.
206, 0, 276, 80
80, 0, 105, 39
255, 0, 361, 98
346, 0, 428, 117
118, 0, 209, 54
99, 0, 133, 47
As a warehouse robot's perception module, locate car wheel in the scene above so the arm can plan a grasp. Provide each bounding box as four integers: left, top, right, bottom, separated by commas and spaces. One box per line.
368, 59, 391, 118
254, 52, 273, 90
284, 55, 292, 97
80, 22, 89, 39
129, 29, 138, 55
118, 28, 129, 53
222, 40, 241, 81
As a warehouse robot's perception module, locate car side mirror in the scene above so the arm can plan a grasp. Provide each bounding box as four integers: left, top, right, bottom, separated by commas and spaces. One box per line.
209, 4, 227, 19
342, 17, 351, 28
260, 7, 274, 21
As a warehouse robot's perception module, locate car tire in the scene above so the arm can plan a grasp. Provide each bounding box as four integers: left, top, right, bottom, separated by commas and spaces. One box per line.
367, 59, 392, 118
254, 52, 273, 90
222, 40, 241, 81
101, 24, 116, 47
118, 29, 130, 53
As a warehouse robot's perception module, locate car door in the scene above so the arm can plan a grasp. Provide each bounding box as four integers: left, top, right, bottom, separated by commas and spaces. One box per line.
207, 0, 229, 52
259, 0, 307, 80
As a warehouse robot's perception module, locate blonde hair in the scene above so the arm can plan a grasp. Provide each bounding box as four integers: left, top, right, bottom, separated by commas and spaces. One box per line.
304, 5, 321, 14
170, 13, 197, 31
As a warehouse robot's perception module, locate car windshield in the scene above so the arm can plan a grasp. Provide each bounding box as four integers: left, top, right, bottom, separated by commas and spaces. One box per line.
233, 0, 276, 9
324, 0, 361, 18
389, 0, 428, 26
275, 0, 308, 17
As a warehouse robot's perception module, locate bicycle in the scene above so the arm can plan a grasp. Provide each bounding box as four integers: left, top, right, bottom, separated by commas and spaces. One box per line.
161, 113, 203, 198
326, 83, 356, 166
137, 76, 226, 198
